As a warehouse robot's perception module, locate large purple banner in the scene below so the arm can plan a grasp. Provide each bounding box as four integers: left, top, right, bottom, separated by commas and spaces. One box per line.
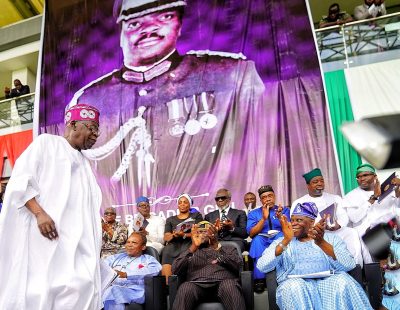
40, 0, 340, 222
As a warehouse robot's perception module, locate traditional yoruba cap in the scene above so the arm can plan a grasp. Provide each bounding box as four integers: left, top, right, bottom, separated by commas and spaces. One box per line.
258, 185, 274, 197
292, 202, 318, 220
136, 196, 150, 204
116, 0, 187, 23
64, 104, 100, 124
356, 163, 376, 175
302, 168, 323, 184
177, 193, 193, 207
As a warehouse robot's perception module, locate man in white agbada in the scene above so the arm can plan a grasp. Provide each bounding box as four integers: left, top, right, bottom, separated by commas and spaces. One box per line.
128, 196, 165, 254
291, 168, 363, 266
0, 104, 103, 310
343, 163, 400, 262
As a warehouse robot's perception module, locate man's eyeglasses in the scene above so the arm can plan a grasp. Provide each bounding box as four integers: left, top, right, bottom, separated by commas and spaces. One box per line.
104, 212, 116, 216
81, 122, 100, 135
356, 173, 375, 180
215, 196, 229, 202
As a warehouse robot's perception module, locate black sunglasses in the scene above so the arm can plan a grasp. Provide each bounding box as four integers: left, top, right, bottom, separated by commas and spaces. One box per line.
104, 212, 116, 215
215, 196, 229, 202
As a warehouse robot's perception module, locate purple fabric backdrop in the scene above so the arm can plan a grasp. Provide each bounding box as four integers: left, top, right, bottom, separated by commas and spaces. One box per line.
40, 0, 340, 222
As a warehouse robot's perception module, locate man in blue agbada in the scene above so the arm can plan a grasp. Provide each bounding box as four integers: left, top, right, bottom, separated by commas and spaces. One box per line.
257, 202, 372, 309
247, 185, 290, 292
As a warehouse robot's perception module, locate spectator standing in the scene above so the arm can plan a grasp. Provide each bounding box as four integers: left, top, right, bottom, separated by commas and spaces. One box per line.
0, 104, 103, 309
319, 3, 353, 28
4, 79, 30, 98
344, 164, 400, 262
354, 0, 386, 20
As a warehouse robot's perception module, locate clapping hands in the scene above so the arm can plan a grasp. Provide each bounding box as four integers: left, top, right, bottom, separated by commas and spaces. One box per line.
278, 214, 294, 242
308, 216, 326, 245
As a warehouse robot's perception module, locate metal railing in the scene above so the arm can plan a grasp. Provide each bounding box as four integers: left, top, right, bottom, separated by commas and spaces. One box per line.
315, 12, 400, 70
0, 93, 34, 129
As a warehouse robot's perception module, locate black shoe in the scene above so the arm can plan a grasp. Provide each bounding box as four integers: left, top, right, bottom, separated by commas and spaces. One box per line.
254, 281, 265, 293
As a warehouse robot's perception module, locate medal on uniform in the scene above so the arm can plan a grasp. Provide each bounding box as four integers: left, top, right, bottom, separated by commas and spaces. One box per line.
167, 99, 185, 137
198, 92, 218, 129
183, 95, 201, 135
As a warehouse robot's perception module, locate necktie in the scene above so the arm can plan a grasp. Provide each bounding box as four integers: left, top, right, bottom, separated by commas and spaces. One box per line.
143, 219, 149, 229
221, 210, 228, 222
219, 210, 228, 238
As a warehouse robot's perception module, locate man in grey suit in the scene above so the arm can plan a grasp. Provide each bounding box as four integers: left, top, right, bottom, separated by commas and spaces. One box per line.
205, 188, 248, 251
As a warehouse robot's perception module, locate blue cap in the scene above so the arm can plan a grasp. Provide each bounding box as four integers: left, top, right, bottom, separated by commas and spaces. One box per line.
136, 196, 149, 204
292, 202, 318, 220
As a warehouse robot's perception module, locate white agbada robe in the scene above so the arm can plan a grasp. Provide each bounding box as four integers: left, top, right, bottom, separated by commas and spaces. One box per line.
344, 186, 400, 263
0, 134, 102, 310
344, 186, 400, 236
291, 192, 363, 266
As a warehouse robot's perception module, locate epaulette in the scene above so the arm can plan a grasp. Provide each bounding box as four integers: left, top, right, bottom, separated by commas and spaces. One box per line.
186, 49, 247, 60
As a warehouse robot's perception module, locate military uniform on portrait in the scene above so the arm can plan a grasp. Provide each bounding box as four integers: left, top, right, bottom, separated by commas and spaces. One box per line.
70, 51, 265, 209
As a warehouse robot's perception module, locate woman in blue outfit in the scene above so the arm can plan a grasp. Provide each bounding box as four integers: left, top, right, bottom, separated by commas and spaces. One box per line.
247, 185, 290, 292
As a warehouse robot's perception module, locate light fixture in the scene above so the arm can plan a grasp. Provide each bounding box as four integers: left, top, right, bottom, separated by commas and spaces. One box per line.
341, 114, 400, 169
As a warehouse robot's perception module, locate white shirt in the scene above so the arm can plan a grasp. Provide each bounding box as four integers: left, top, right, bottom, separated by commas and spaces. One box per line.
291, 192, 349, 227
291, 192, 363, 266
344, 186, 400, 236
244, 205, 261, 216
128, 214, 165, 254
219, 205, 231, 220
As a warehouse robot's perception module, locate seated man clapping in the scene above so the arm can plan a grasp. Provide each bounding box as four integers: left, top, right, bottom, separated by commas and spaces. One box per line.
172, 221, 246, 310
257, 202, 372, 310
102, 232, 162, 310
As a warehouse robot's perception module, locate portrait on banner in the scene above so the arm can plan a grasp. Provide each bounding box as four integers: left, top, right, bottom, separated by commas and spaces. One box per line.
40, 0, 340, 221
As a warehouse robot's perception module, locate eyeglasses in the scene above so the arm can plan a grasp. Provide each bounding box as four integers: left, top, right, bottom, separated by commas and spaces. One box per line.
104, 212, 116, 216
81, 122, 100, 135
356, 173, 375, 180
138, 204, 150, 209
215, 196, 229, 202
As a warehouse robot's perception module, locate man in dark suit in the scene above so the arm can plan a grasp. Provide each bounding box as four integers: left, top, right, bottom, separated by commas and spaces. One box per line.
4, 79, 30, 99
172, 221, 246, 310
205, 188, 248, 251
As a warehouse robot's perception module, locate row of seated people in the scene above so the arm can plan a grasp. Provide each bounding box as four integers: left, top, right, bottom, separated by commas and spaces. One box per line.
100, 204, 374, 310
100, 164, 400, 309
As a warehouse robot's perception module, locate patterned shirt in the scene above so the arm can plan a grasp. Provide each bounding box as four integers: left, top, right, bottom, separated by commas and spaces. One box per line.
101, 221, 128, 258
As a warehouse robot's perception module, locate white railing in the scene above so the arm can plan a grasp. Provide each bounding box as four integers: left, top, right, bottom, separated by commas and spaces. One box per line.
0, 93, 35, 129
315, 12, 400, 70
